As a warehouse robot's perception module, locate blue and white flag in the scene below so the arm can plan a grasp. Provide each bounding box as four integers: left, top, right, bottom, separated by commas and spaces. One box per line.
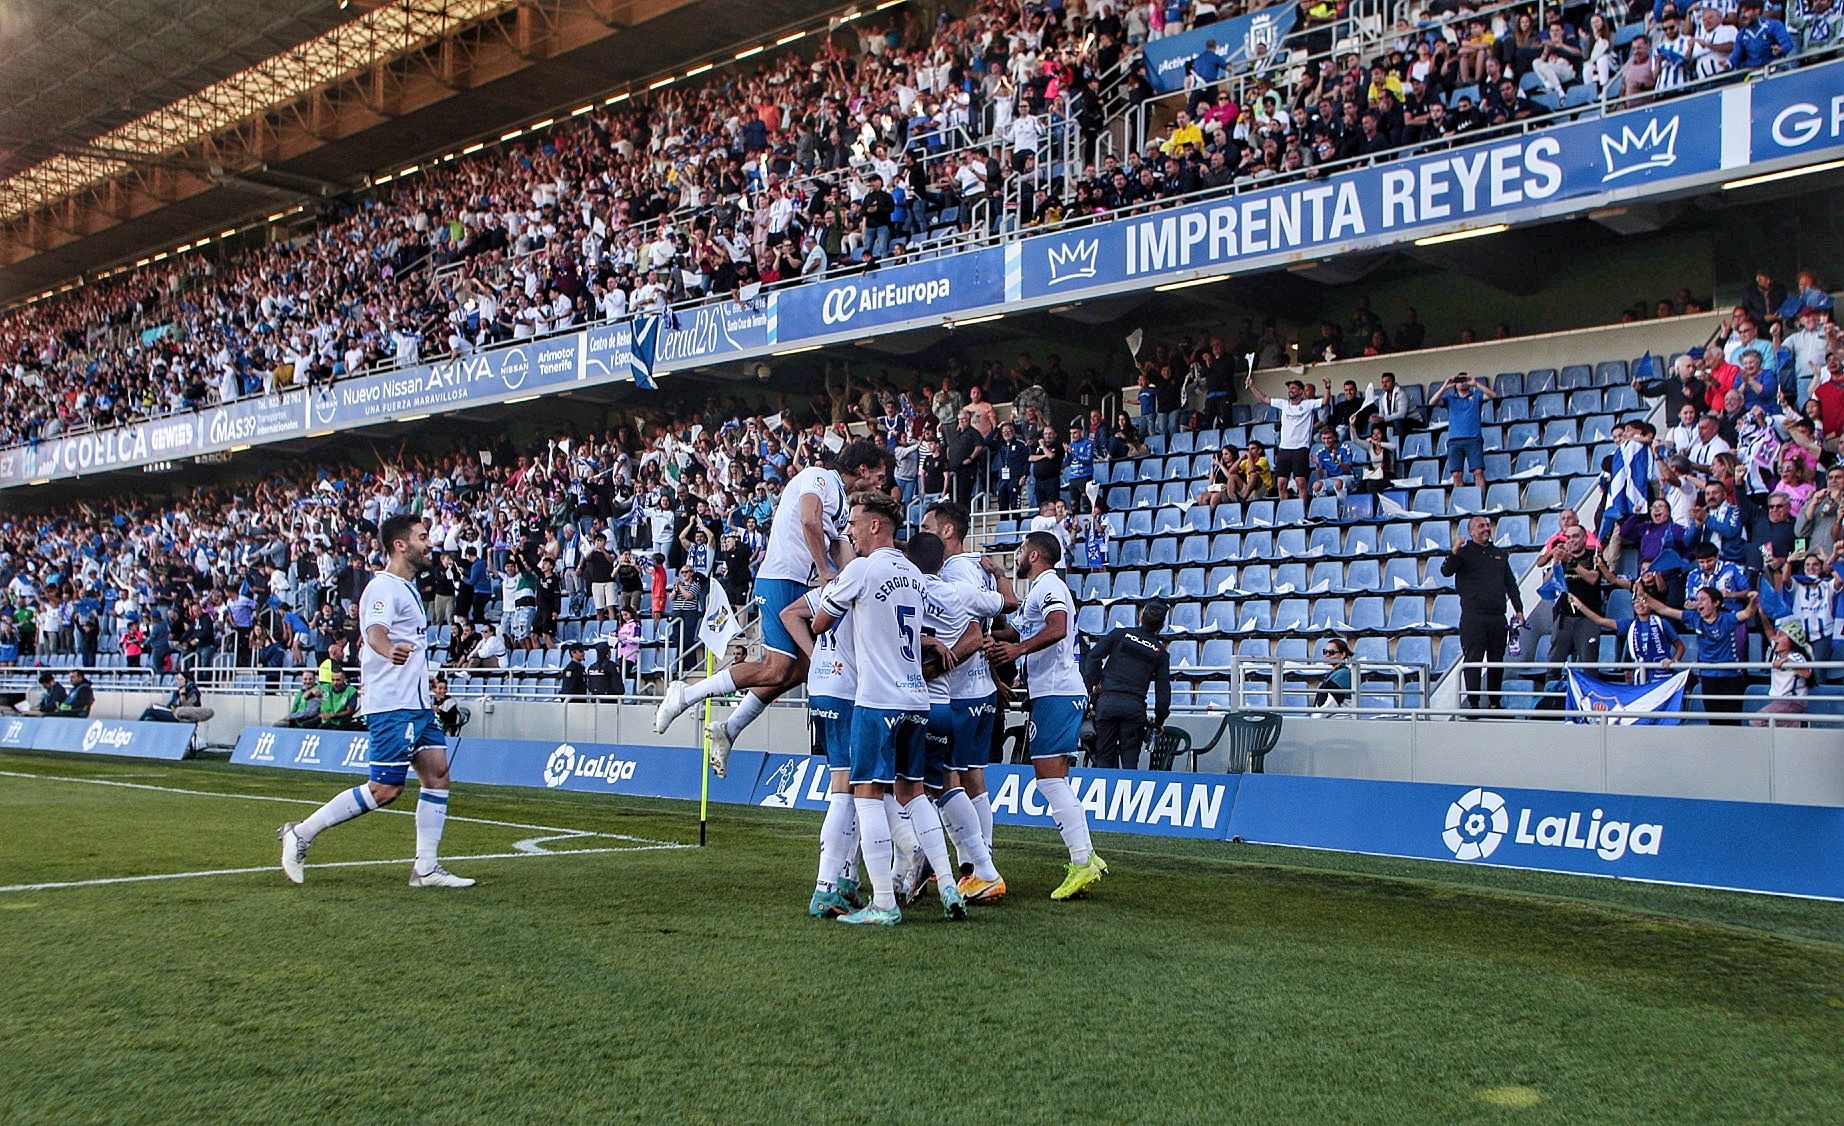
629, 314, 662, 391
1604, 439, 1651, 525
1631, 351, 1655, 383
1565, 668, 1688, 725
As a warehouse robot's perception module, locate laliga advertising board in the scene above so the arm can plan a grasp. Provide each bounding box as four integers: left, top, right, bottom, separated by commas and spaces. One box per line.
0, 716, 193, 760
226, 728, 1844, 899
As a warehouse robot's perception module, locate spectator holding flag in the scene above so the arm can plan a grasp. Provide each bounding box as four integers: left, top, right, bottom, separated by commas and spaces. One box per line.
1569, 588, 1685, 685
1596, 420, 1656, 545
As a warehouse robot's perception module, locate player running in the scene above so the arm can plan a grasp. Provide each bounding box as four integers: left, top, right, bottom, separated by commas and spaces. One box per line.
984, 531, 1106, 900
786, 490, 957, 925
655, 440, 892, 776
921, 501, 1017, 900
278, 514, 474, 888
905, 531, 1016, 904
781, 585, 864, 918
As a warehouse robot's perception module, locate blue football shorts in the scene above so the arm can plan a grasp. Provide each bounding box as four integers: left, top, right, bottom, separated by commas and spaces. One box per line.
810, 695, 854, 771
849, 706, 927, 787
1027, 695, 1088, 760
364, 708, 447, 785
755, 578, 813, 658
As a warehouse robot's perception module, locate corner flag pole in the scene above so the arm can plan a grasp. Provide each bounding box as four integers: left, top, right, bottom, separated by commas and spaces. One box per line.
698, 648, 713, 847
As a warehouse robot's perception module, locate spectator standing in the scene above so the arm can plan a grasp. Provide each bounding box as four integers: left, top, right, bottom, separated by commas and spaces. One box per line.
1731, 0, 1796, 69
1441, 515, 1525, 712
1430, 372, 1496, 490
1253, 374, 1331, 501
1652, 588, 1761, 724
1570, 588, 1686, 685
560, 643, 589, 701
1753, 617, 1814, 726
586, 640, 625, 697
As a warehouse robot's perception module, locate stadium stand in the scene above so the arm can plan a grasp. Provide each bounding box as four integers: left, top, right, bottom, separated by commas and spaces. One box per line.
2, 0, 1838, 453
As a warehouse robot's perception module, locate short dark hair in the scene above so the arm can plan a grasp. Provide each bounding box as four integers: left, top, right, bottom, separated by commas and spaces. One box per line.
1021, 530, 1063, 567
924, 499, 970, 543
379, 514, 424, 557
905, 532, 946, 575
836, 439, 893, 479
849, 489, 902, 529
1141, 599, 1168, 631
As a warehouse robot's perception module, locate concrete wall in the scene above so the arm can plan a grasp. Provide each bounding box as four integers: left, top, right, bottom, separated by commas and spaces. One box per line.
173, 691, 1844, 810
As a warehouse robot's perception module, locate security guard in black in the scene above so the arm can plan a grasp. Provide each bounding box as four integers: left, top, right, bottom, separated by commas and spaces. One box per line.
1081, 600, 1172, 770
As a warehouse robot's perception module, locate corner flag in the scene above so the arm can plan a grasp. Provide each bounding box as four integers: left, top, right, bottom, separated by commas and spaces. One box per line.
698, 581, 742, 653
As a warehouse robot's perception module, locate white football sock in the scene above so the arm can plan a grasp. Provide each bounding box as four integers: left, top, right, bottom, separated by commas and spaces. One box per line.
854, 797, 896, 911
903, 796, 956, 897
816, 792, 857, 892
297, 784, 375, 843
682, 669, 736, 706
971, 789, 994, 849
883, 793, 919, 862
414, 788, 449, 874
721, 690, 768, 741
940, 788, 1000, 881
1037, 777, 1093, 864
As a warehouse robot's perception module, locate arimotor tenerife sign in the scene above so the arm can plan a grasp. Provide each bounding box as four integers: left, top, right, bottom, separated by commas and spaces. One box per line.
5, 60, 1842, 489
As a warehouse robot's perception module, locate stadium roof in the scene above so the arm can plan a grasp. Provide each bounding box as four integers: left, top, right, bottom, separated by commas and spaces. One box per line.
0, 0, 846, 305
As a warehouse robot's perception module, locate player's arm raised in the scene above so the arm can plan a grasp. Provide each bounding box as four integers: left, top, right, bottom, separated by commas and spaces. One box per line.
799, 492, 839, 583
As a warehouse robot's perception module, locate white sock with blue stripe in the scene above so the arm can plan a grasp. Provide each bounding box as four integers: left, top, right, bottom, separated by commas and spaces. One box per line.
854, 797, 897, 911
1038, 777, 1093, 864
971, 790, 994, 850
903, 796, 956, 897
940, 788, 999, 881
721, 690, 768, 741
883, 793, 919, 862
414, 788, 449, 875
297, 784, 376, 843
816, 792, 857, 892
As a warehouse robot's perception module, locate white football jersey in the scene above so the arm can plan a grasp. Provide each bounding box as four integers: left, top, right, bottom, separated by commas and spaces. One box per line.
357, 572, 431, 715
817, 547, 927, 711
940, 551, 1002, 700
803, 590, 857, 702
1017, 569, 1085, 698
920, 571, 1006, 703
760, 466, 848, 584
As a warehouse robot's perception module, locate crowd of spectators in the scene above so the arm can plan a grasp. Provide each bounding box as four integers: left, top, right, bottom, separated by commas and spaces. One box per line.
4, 0, 1837, 457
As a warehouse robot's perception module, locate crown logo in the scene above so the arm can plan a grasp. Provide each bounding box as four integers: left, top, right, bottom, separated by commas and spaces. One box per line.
1045, 238, 1100, 287
1599, 116, 1679, 183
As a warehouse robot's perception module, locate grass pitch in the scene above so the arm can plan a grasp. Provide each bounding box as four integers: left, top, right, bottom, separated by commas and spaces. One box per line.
2, 750, 1841, 1124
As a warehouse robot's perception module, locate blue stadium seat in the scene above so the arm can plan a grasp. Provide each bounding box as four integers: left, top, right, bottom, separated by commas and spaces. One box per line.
1245, 500, 1276, 527
1524, 478, 1563, 509
1307, 497, 1341, 523
1148, 537, 1179, 566
1485, 482, 1522, 511
1308, 526, 1342, 556
1169, 431, 1195, 454
1526, 369, 1558, 393
1581, 414, 1616, 442
1158, 482, 1189, 507
1195, 680, 1233, 709
1171, 602, 1203, 633
1349, 597, 1386, 633
1514, 450, 1549, 476
1275, 499, 1305, 525
1559, 364, 1592, 390
1542, 420, 1580, 447
1168, 640, 1199, 668
1606, 588, 1635, 623
1206, 564, 1238, 594
1495, 516, 1533, 547
1116, 539, 1148, 567
1309, 598, 1347, 631
1275, 563, 1309, 592
1395, 635, 1434, 668
1310, 561, 1346, 592
1107, 604, 1137, 630
1345, 526, 1379, 555
1448, 83, 1479, 107
1568, 389, 1602, 414
1353, 637, 1392, 664
1483, 453, 1513, 481
1386, 597, 1428, 632
1277, 528, 1308, 557
1132, 484, 1159, 508
1143, 569, 1174, 600
1153, 507, 1186, 534
1436, 635, 1461, 671
1496, 397, 1529, 422
1239, 635, 1272, 658
1533, 392, 1567, 418
1200, 638, 1235, 667
1239, 566, 1273, 595
1430, 594, 1462, 629
1605, 385, 1641, 413
1125, 509, 1153, 536
1384, 556, 1421, 590
1180, 535, 1210, 565
1595, 360, 1629, 385
1344, 558, 1380, 591
1211, 503, 1243, 531
1549, 447, 1588, 476
1209, 533, 1241, 561
1411, 489, 1448, 515
1450, 485, 1483, 513
1243, 530, 1274, 558
1175, 568, 1208, 599
1402, 432, 1434, 461
1506, 422, 1540, 449
1184, 504, 1213, 534
1205, 602, 1240, 634
1105, 486, 1132, 510
1381, 523, 1415, 554
1112, 572, 1142, 601
1077, 605, 1105, 635
1494, 372, 1524, 397
1190, 453, 1213, 479
1273, 598, 1310, 631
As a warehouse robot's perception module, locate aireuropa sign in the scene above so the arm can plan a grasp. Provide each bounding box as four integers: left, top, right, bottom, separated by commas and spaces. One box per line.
8, 57, 1840, 490
0, 716, 193, 761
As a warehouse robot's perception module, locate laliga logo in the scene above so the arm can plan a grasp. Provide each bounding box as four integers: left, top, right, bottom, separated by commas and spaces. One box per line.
1045, 238, 1100, 287
1599, 116, 1679, 182
1443, 787, 1508, 860
82, 721, 135, 753
543, 744, 578, 788
759, 758, 809, 809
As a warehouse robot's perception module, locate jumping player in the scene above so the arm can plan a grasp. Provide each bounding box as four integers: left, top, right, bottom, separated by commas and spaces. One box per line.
278, 514, 473, 888
780, 583, 863, 918
655, 440, 892, 776
984, 531, 1106, 900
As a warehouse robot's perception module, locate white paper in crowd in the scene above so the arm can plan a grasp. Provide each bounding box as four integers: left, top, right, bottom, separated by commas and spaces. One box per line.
823, 431, 845, 453
1126, 328, 1144, 358
762, 411, 783, 431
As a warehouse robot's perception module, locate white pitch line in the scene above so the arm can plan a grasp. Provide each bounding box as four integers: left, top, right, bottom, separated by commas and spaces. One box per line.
0, 843, 692, 894
0, 768, 667, 844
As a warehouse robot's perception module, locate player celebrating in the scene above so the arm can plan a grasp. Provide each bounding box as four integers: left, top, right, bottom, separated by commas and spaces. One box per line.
984, 531, 1106, 900
906, 531, 1015, 904
655, 440, 892, 776
780, 584, 863, 918
278, 514, 474, 888
787, 490, 956, 925
921, 500, 1017, 899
